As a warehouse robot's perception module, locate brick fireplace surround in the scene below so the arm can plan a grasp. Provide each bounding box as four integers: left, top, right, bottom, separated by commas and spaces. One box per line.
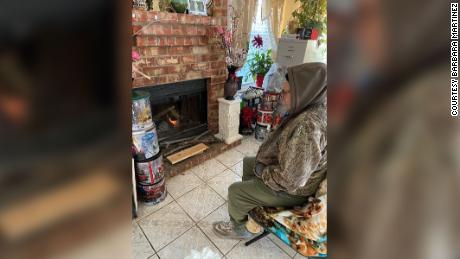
132, 1, 241, 176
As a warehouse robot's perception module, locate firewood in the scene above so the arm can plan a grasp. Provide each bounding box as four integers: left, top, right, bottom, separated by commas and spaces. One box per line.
166, 144, 209, 165
152, 106, 175, 120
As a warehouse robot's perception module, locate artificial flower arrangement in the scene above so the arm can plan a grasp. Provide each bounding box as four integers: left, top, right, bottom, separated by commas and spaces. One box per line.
215, 5, 248, 73
247, 35, 273, 88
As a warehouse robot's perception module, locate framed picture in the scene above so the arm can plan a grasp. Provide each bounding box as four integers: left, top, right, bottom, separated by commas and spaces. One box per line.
188, 0, 207, 16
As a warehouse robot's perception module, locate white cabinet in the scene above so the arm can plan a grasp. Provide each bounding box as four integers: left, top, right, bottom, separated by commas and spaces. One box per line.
276, 38, 324, 67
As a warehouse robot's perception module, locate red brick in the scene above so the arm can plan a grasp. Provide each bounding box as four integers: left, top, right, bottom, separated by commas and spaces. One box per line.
132, 10, 148, 23
191, 62, 209, 71
213, 8, 227, 17
209, 61, 226, 69
158, 37, 175, 46
184, 37, 193, 45
159, 12, 178, 22
175, 37, 185, 45
143, 67, 167, 76
181, 55, 197, 63
138, 46, 167, 57
156, 56, 180, 65
167, 74, 181, 82
165, 65, 178, 74
209, 44, 225, 54
144, 24, 171, 35
196, 26, 207, 36
168, 46, 192, 55
145, 11, 161, 21
197, 55, 210, 62
178, 14, 188, 24
198, 37, 208, 45
202, 16, 211, 25
211, 17, 227, 26
135, 23, 152, 35
149, 76, 161, 84
139, 58, 156, 68
185, 71, 203, 80
210, 75, 227, 84
132, 77, 157, 87
177, 73, 187, 81
207, 54, 221, 61
171, 24, 184, 35
135, 36, 160, 47
185, 15, 199, 24
185, 25, 198, 35
162, 24, 173, 35
214, 0, 228, 7
192, 46, 209, 55
132, 25, 143, 34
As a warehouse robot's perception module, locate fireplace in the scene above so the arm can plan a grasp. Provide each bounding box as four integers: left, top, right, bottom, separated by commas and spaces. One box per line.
132, 8, 242, 177
143, 79, 208, 153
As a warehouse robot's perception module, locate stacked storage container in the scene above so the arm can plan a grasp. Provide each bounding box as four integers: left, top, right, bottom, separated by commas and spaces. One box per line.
132, 90, 167, 205
255, 92, 281, 141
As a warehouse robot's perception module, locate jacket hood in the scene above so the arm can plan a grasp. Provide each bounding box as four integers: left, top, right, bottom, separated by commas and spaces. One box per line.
287, 62, 327, 114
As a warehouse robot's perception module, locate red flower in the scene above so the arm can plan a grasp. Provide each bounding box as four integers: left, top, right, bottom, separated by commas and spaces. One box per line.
252, 35, 263, 48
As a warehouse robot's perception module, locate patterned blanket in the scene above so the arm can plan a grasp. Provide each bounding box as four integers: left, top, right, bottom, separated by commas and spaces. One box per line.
249, 180, 327, 257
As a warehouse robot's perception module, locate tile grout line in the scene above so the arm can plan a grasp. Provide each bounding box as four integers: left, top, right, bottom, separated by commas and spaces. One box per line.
155, 223, 195, 257
194, 202, 242, 258
167, 177, 205, 201
225, 240, 242, 257
190, 164, 228, 183
137, 200, 194, 256
156, 200, 226, 257
135, 192, 176, 222
135, 221, 159, 257
215, 154, 245, 169
267, 235, 298, 258
195, 217, 227, 257
175, 182, 226, 224
204, 169, 242, 202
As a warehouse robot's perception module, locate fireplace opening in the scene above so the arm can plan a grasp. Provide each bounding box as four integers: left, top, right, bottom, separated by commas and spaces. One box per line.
143, 79, 210, 155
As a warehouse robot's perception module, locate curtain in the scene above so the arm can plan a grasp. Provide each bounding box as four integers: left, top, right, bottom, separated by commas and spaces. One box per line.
261, 0, 286, 59
230, 0, 257, 51
230, 0, 289, 60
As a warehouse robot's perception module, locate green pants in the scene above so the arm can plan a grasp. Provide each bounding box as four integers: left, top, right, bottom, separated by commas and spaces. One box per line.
228, 157, 307, 225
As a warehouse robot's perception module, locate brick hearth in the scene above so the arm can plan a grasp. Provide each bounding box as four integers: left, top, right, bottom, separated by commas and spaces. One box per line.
132, 1, 229, 133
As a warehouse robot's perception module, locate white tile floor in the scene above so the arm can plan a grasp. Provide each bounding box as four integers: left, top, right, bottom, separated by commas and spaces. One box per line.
133, 136, 308, 259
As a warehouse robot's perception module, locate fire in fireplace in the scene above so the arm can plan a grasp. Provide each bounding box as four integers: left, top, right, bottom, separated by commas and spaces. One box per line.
142, 79, 209, 154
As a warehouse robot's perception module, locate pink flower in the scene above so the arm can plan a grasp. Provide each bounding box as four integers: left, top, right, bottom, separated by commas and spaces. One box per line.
252, 35, 263, 48
132, 50, 140, 61
216, 26, 225, 34
224, 31, 232, 45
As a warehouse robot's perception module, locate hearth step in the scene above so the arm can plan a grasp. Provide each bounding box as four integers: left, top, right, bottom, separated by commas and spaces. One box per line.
166, 143, 208, 165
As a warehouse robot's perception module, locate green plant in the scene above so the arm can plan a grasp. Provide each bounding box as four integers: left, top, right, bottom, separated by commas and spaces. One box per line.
292, 0, 327, 34
247, 49, 273, 78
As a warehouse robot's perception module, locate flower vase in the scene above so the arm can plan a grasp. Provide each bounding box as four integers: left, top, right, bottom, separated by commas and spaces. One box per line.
256, 74, 265, 88
224, 76, 238, 100
227, 65, 239, 75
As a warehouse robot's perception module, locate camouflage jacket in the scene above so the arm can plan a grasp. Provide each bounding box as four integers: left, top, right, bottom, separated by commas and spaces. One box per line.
255, 103, 327, 196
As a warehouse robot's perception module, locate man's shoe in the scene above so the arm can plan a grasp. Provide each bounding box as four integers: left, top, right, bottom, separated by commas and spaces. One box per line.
212, 221, 256, 240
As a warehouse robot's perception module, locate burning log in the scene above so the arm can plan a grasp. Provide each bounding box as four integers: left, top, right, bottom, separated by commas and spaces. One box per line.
152, 106, 175, 120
